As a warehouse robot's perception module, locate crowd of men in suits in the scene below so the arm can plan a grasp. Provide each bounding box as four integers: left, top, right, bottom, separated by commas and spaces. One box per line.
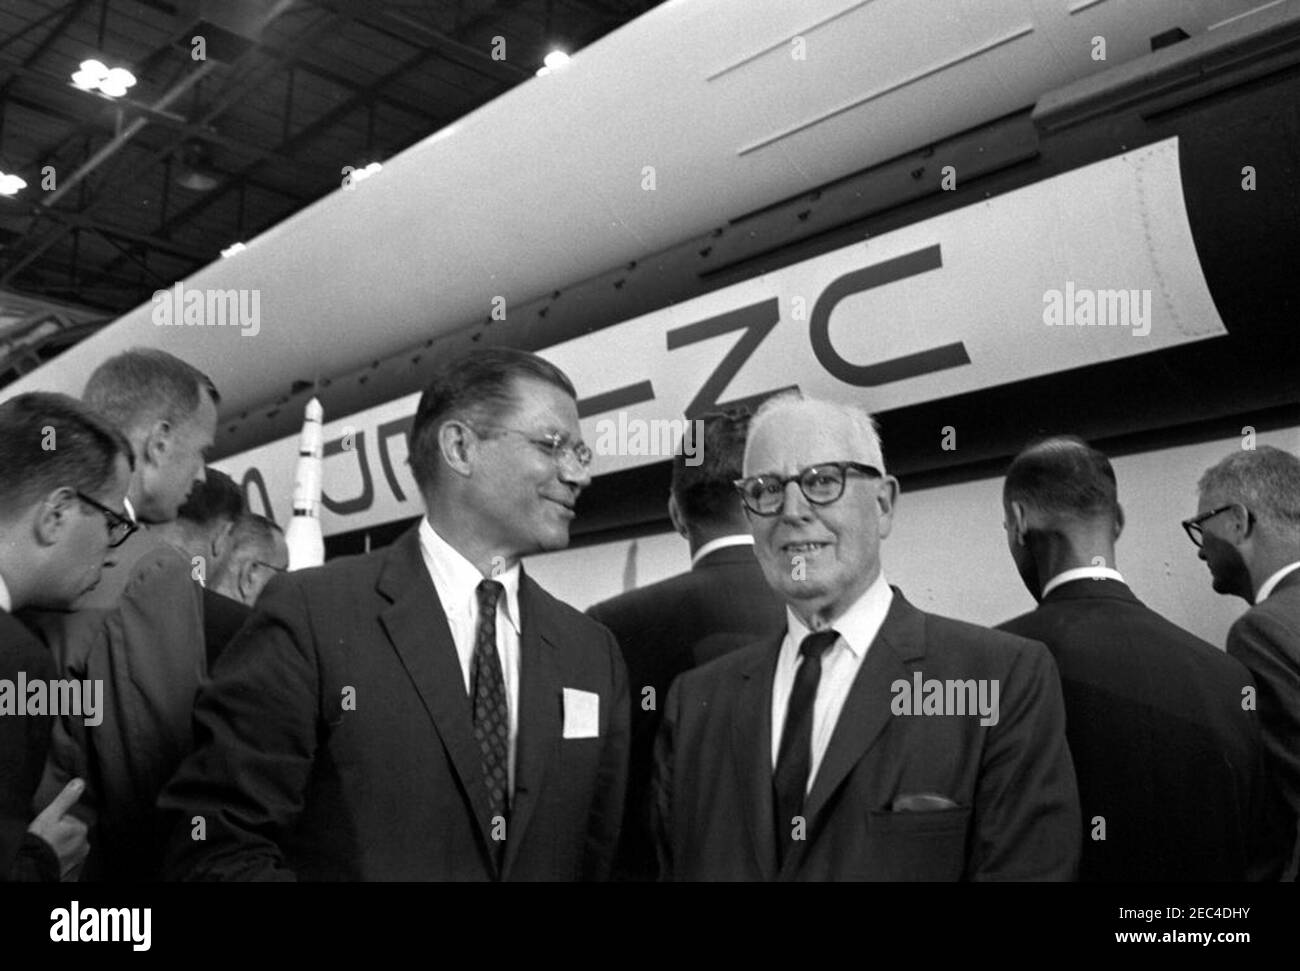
1, 343, 1298, 881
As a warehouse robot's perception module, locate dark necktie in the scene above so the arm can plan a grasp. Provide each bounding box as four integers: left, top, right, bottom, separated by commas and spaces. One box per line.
773, 628, 839, 866
472, 579, 510, 863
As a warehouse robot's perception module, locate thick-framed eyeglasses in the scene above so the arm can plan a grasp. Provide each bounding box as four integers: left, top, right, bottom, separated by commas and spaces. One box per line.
471, 424, 593, 471
734, 461, 882, 516
1181, 504, 1240, 548
74, 491, 138, 548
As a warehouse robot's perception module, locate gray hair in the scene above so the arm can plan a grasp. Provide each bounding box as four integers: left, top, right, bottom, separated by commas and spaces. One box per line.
745, 392, 886, 473
1198, 446, 1300, 533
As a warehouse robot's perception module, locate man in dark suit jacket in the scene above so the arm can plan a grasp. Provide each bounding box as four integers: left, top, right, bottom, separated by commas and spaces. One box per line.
0, 392, 135, 881
160, 348, 629, 880
1190, 444, 1300, 878
653, 394, 1080, 880
588, 410, 784, 879
31, 349, 218, 882
999, 436, 1280, 881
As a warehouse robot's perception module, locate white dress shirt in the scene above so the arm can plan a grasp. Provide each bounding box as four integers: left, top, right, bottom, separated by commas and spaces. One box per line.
1040, 565, 1126, 598
690, 534, 754, 568
771, 571, 893, 791
1256, 560, 1300, 604
418, 517, 522, 799
0, 569, 11, 613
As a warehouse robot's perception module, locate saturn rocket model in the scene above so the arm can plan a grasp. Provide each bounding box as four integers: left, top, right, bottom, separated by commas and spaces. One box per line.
284, 397, 326, 570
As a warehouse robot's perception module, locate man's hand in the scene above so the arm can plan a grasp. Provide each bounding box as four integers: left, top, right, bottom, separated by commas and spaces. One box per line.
28, 778, 90, 879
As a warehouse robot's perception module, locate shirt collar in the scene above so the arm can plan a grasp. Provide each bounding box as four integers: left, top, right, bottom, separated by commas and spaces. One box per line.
784, 570, 893, 659
1255, 560, 1300, 604
691, 534, 754, 568
0, 569, 11, 613
1041, 566, 1125, 599
123, 496, 137, 524
419, 517, 521, 634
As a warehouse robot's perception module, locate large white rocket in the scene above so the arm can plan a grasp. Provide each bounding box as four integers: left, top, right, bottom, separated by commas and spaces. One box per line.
284, 397, 326, 570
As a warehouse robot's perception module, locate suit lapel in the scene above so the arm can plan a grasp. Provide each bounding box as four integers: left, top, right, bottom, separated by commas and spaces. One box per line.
787, 589, 926, 874
502, 572, 563, 878
376, 529, 498, 864
732, 635, 782, 881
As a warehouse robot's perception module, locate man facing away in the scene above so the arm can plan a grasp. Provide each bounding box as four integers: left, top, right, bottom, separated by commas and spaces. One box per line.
161, 348, 629, 880
1188, 444, 1300, 878
653, 393, 1080, 880
30, 348, 218, 881
0, 392, 134, 881
999, 436, 1281, 880
588, 409, 784, 880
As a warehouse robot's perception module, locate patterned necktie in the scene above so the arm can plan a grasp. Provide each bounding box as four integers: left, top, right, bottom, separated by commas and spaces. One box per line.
773, 628, 839, 866
472, 579, 509, 863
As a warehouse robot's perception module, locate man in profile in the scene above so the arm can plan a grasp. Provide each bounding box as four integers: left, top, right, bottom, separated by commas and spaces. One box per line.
1189, 445, 1300, 878
32, 348, 218, 881
999, 436, 1280, 880
653, 393, 1079, 880
588, 409, 783, 880
0, 392, 134, 881
210, 513, 288, 608
162, 348, 628, 880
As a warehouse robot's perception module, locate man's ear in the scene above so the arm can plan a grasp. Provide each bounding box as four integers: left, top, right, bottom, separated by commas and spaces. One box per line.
875, 476, 900, 537
141, 419, 171, 469
211, 519, 235, 560
237, 559, 258, 604
1114, 502, 1125, 542
667, 493, 688, 539
1008, 501, 1030, 544
437, 420, 475, 478
33, 488, 73, 546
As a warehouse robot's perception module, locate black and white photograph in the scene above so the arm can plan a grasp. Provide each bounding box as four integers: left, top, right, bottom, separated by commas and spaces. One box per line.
0, 0, 1297, 953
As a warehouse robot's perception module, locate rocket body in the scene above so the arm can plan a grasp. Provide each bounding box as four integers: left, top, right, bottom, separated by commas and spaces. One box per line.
284, 397, 326, 570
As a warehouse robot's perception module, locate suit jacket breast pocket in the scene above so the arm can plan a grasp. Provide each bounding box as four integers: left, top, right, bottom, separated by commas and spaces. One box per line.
864, 807, 971, 881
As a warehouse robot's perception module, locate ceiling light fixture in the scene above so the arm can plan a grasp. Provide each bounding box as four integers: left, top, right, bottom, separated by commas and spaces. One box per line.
0, 172, 27, 196
536, 50, 571, 77
71, 59, 137, 98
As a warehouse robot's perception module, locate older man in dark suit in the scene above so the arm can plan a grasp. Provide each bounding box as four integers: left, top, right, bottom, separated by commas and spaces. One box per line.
161, 348, 629, 881
0, 393, 134, 881
1190, 444, 1300, 878
588, 409, 784, 880
999, 436, 1280, 881
653, 393, 1080, 881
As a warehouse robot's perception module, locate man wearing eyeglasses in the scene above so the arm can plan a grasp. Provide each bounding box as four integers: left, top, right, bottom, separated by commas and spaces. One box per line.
652, 393, 1080, 880
29, 348, 218, 882
208, 513, 288, 613
0, 392, 133, 882
161, 347, 629, 881
1189, 445, 1300, 879
998, 437, 1281, 881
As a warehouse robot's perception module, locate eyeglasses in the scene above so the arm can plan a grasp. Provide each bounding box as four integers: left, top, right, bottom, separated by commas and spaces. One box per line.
74, 491, 138, 548
471, 424, 593, 472
1181, 504, 1241, 548
734, 462, 882, 517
